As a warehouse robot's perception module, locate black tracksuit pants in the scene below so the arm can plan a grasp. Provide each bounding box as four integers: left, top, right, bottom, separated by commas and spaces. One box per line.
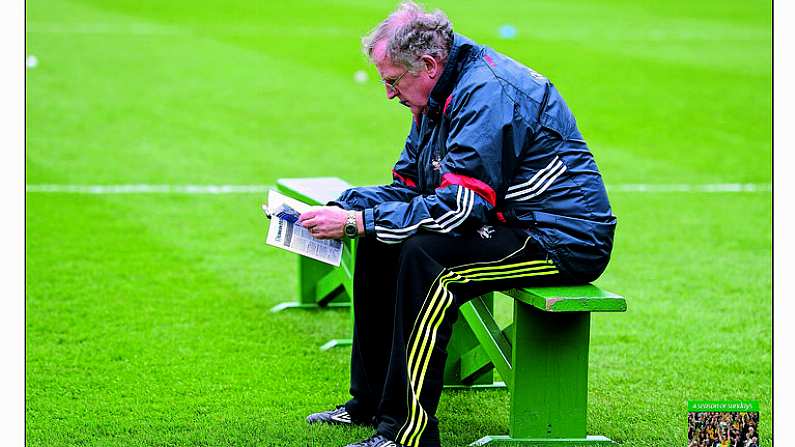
343, 226, 575, 447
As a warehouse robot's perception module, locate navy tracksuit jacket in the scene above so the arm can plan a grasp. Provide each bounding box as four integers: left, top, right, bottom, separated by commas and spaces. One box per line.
334, 34, 616, 281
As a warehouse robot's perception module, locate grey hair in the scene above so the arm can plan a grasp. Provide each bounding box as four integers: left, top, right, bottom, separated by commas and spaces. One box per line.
362, 1, 454, 72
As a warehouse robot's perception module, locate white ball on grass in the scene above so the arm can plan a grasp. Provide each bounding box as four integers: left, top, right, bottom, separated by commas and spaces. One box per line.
353, 70, 368, 84
26, 55, 38, 69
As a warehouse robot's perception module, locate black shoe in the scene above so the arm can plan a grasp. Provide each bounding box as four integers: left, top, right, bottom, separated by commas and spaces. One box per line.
306, 405, 374, 426
344, 434, 404, 447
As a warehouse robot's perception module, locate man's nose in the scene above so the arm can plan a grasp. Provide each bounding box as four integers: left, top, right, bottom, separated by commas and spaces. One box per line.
385, 86, 398, 100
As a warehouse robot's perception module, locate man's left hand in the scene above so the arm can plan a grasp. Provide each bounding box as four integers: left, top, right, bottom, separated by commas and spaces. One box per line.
298, 206, 348, 240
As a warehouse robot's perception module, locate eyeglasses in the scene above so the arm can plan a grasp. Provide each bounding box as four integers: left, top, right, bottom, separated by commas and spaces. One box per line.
382, 69, 409, 93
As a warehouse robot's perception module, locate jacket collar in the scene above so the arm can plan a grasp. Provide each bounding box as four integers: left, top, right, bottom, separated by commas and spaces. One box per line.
426, 33, 475, 117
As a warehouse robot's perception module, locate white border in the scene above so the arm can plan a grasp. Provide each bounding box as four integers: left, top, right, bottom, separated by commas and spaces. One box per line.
4, 0, 25, 445
773, 0, 789, 444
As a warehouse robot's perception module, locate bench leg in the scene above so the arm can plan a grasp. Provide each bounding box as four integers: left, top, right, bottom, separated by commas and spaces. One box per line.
470, 303, 615, 446
270, 252, 351, 313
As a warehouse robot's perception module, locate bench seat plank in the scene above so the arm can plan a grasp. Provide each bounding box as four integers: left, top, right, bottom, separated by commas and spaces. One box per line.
503, 285, 626, 312
276, 177, 352, 206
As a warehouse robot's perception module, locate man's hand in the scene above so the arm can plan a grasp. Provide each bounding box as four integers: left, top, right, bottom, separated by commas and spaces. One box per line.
298, 206, 349, 240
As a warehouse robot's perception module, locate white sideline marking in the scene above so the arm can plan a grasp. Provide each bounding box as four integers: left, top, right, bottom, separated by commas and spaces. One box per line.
607, 183, 772, 193
25, 184, 273, 194
24, 183, 772, 194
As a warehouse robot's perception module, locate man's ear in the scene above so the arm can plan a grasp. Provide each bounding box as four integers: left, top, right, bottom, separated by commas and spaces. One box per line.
422, 55, 439, 78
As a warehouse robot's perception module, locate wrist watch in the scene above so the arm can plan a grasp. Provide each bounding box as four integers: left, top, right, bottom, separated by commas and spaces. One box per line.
343, 211, 359, 239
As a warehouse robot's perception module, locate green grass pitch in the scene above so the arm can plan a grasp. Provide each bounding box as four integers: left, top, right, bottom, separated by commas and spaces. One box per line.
25, 0, 771, 446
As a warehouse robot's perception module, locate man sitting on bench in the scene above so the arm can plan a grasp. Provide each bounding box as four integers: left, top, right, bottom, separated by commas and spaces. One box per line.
298, 2, 617, 446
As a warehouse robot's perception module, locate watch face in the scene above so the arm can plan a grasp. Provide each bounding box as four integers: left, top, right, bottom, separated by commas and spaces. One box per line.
344, 224, 357, 237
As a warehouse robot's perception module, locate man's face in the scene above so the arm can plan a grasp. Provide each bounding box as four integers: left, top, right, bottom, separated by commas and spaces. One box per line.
372, 40, 439, 116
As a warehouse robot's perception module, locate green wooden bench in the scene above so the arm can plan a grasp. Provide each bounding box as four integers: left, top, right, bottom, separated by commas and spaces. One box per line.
271, 177, 627, 445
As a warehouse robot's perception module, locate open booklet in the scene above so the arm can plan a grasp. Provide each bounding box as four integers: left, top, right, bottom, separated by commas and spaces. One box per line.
262, 189, 343, 267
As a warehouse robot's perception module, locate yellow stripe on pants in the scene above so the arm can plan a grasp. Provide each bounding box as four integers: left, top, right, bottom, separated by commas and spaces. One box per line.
397, 260, 559, 446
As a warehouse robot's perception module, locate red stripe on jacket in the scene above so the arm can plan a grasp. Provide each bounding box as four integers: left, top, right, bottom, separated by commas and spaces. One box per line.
443, 95, 453, 115
438, 173, 496, 207
392, 169, 417, 188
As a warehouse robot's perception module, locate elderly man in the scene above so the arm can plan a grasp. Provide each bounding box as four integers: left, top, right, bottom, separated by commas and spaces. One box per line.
299, 2, 616, 446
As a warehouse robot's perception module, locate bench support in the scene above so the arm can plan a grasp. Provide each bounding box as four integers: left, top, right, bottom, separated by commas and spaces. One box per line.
270, 256, 351, 312
469, 301, 615, 446
271, 238, 356, 351
442, 294, 506, 389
